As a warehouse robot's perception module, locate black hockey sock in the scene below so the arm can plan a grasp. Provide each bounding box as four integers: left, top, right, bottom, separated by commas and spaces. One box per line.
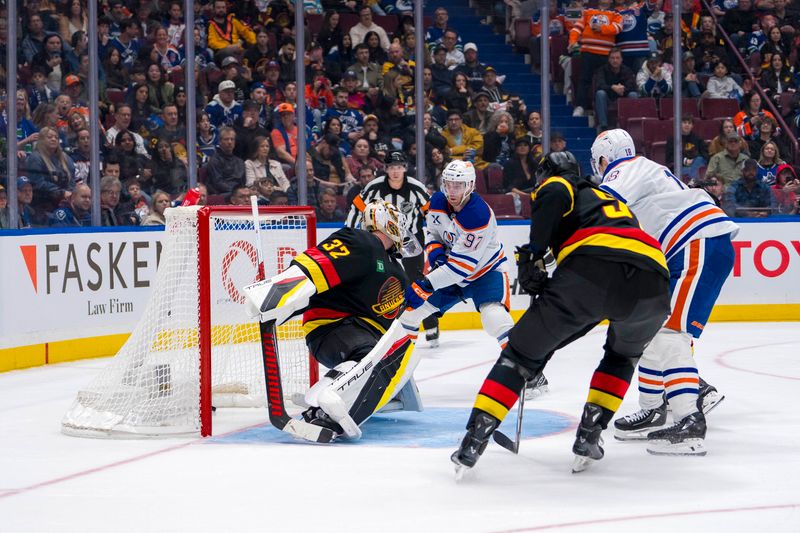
584, 349, 637, 428
467, 358, 527, 429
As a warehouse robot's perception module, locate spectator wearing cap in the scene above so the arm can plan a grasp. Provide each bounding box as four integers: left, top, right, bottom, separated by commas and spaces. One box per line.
454, 43, 486, 92
220, 56, 249, 103
311, 133, 356, 187
348, 44, 383, 94
271, 103, 299, 166
723, 158, 777, 217
206, 0, 256, 53
550, 132, 567, 153
14, 177, 38, 228
442, 109, 487, 169
441, 28, 465, 69
593, 47, 638, 132
249, 83, 273, 128
323, 87, 365, 144
205, 80, 243, 128
233, 100, 270, 159
772, 164, 800, 214
350, 7, 391, 50
263, 61, 285, 104
340, 70, 367, 110
205, 126, 246, 194
464, 91, 493, 135
362, 114, 393, 161
63, 74, 87, 107
637, 51, 673, 97
666, 115, 709, 182
680, 51, 703, 98
430, 45, 454, 97
707, 132, 749, 186
479, 66, 509, 106
49, 182, 92, 227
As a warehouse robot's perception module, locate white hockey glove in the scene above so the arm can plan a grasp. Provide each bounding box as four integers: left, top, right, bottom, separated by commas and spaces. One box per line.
242, 265, 317, 325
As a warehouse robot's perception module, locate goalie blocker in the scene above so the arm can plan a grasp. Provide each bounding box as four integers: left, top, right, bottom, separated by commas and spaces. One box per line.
244, 201, 423, 440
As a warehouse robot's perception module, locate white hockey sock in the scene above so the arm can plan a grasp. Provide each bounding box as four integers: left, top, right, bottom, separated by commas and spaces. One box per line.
652, 328, 700, 419
637, 366, 665, 410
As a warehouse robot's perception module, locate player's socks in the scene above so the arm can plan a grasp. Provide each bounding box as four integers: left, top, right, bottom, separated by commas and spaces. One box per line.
613, 399, 668, 441
572, 403, 605, 473
646, 411, 707, 456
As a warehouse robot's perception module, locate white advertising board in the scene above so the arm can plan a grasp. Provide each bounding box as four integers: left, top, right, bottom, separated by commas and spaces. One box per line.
1, 220, 798, 349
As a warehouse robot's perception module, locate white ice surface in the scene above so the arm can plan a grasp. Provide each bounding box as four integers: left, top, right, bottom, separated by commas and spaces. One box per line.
1, 323, 799, 532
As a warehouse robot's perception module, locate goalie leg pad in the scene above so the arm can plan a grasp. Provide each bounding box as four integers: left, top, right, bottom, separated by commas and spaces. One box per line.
479, 302, 515, 348
378, 376, 423, 413
303, 361, 356, 408
242, 265, 316, 325
316, 320, 422, 438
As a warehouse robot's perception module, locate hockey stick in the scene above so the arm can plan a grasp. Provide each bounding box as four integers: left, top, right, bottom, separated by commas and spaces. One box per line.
250, 196, 335, 443
492, 382, 526, 454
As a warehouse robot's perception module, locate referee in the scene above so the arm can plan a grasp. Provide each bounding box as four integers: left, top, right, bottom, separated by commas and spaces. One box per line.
345, 152, 441, 346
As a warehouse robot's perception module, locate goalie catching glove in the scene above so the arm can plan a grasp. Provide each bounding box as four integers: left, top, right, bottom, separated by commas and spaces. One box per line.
515, 246, 548, 296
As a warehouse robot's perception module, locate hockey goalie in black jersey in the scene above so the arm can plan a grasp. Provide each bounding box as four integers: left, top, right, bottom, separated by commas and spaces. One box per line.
243, 200, 422, 439
452, 151, 672, 476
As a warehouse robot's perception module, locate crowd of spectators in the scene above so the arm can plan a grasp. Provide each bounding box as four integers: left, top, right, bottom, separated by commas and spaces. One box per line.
514, 0, 800, 214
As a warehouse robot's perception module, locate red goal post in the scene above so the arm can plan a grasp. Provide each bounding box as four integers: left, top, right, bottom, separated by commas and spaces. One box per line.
62, 205, 319, 438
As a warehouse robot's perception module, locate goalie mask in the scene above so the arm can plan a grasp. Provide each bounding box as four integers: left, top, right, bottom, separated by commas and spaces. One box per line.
590, 128, 636, 177
441, 160, 476, 208
362, 200, 406, 249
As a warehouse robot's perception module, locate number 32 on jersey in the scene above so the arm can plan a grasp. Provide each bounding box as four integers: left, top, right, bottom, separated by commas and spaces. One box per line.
592, 188, 633, 219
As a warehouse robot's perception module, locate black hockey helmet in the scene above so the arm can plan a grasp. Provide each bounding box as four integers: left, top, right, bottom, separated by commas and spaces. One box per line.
534, 150, 580, 185
385, 151, 407, 167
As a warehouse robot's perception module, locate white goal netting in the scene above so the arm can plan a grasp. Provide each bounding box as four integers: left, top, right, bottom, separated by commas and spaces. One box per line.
62, 206, 315, 437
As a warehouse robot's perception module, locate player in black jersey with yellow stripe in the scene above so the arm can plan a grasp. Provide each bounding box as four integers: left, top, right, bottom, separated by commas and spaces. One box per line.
452, 151, 672, 475
244, 200, 419, 438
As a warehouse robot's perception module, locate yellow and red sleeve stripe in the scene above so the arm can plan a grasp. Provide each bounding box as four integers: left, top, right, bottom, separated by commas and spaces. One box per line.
293, 248, 342, 293
473, 378, 519, 422
586, 371, 630, 413
557, 226, 667, 272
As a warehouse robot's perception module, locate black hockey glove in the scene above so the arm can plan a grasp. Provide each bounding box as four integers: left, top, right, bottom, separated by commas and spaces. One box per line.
515, 245, 548, 296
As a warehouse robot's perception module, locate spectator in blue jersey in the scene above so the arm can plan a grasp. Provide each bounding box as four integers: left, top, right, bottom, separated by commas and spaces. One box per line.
593, 47, 638, 132
110, 19, 141, 68
745, 14, 776, 57
205, 80, 243, 128
454, 43, 486, 91
425, 7, 460, 51
323, 86, 364, 145
49, 182, 92, 227
27, 67, 59, 112
197, 111, 220, 163
615, 0, 655, 72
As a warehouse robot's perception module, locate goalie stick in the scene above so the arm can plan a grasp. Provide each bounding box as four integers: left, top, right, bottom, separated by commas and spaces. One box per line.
250, 196, 335, 443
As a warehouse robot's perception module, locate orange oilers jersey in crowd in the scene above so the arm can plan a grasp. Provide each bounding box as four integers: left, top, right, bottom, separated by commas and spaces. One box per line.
568, 9, 623, 56
291, 227, 408, 341
529, 175, 669, 279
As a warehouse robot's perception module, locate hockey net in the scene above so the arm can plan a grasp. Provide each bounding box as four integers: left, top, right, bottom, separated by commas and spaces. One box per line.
62, 206, 318, 438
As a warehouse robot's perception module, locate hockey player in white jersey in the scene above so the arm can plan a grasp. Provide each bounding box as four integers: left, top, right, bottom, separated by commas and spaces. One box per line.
591, 129, 739, 455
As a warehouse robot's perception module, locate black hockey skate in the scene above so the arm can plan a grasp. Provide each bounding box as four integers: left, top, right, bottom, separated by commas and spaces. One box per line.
613, 400, 667, 441
524, 373, 549, 400
451, 412, 499, 481
698, 377, 725, 415
646, 411, 707, 456
571, 403, 605, 473
301, 406, 344, 437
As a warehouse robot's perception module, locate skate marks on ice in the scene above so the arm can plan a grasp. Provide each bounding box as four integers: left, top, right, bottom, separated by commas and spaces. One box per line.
210, 407, 573, 448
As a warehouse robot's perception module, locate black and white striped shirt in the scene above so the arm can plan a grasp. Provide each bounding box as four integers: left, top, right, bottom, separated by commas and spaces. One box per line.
345, 175, 431, 239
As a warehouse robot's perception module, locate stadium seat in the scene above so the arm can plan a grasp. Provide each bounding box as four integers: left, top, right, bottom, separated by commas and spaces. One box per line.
486, 165, 504, 193
549, 35, 568, 84
659, 98, 700, 120
643, 118, 674, 153
335, 194, 348, 213
694, 119, 721, 143
474, 167, 488, 194
307, 14, 323, 37
617, 98, 658, 129
374, 15, 398, 36
649, 141, 667, 166
339, 14, 359, 33
519, 193, 532, 219
701, 98, 739, 120
484, 194, 521, 219
206, 194, 226, 205
628, 116, 659, 149
106, 89, 126, 108
168, 67, 184, 85
778, 92, 796, 118
197, 165, 207, 184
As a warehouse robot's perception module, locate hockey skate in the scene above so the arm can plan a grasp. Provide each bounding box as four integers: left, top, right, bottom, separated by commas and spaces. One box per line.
524, 373, 549, 400
451, 412, 499, 481
646, 411, 707, 456
698, 378, 725, 415
571, 403, 605, 473
301, 406, 343, 439
425, 327, 440, 348
613, 400, 667, 441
